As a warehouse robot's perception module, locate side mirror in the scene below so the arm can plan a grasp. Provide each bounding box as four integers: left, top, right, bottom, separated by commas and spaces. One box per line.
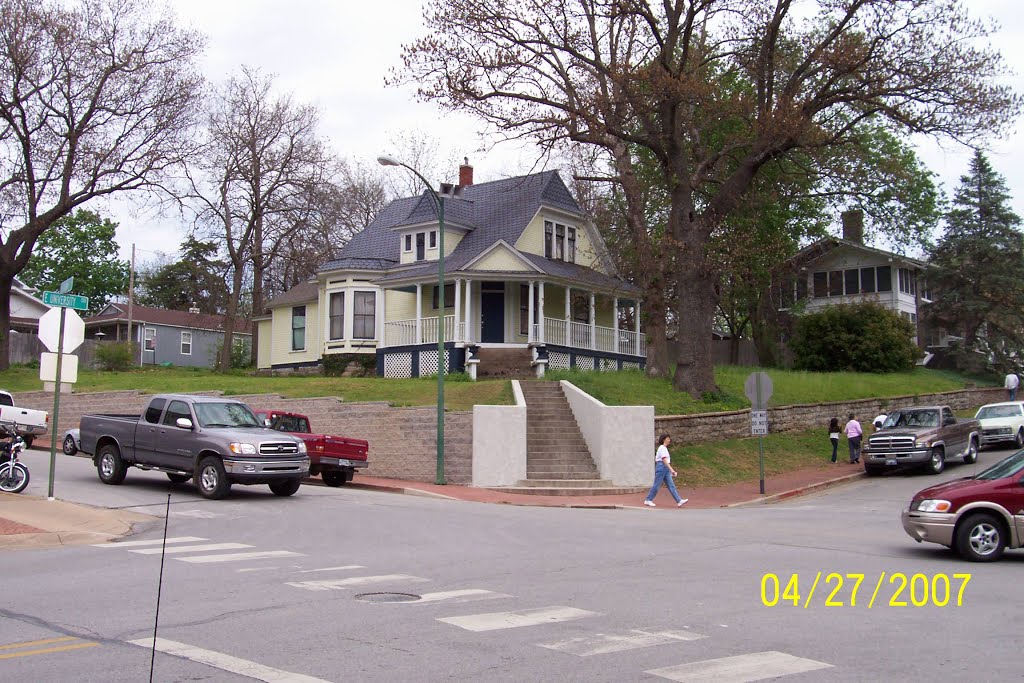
176, 417, 193, 430
264, 418, 272, 427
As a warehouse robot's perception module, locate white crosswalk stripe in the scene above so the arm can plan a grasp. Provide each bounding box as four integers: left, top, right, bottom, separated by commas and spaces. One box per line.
286, 574, 429, 591
412, 589, 511, 605
91, 536, 207, 548
438, 606, 597, 632
128, 637, 330, 683
178, 550, 302, 564
538, 629, 706, 657
645, 651, 832, 682
130, 543, 252, 555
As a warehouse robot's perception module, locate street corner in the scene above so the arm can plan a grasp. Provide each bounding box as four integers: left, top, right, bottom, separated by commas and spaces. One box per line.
0, 494, 157, 551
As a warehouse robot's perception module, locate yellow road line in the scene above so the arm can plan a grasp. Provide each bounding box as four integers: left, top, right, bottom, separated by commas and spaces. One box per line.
0, 641, 98, 660
0, 635, 79, 650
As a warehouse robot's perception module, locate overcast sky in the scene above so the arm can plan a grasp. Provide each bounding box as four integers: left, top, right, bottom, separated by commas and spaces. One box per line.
103, 0, 1024, 265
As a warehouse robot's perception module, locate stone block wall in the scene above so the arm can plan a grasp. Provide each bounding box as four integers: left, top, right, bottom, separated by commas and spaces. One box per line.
655, 387, 1008, 447
14, 391, 472, 485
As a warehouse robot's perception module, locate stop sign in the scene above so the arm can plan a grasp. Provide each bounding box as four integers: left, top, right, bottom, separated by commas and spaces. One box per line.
38, 307, 85, 353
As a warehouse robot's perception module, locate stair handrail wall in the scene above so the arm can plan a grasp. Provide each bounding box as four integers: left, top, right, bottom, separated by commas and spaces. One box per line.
471, 380, 528, 486
559, 381, 653, 487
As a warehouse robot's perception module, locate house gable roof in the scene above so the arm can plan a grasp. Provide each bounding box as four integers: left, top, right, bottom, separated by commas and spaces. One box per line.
463, 240, 544, 273
87, 304, 253, 335
790, 237, 927, 270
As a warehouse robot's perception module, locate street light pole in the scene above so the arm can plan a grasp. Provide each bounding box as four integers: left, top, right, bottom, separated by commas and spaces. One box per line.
378, 155, 449, 485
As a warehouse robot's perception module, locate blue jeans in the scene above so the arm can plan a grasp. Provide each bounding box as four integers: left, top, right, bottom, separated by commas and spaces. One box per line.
645, 462, 681, 503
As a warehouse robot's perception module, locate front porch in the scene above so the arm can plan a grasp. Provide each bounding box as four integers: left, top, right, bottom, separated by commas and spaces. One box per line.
376, 279, 645, 379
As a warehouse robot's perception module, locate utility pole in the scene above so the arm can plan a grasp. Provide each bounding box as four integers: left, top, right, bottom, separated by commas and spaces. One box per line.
127, 243, 136, 364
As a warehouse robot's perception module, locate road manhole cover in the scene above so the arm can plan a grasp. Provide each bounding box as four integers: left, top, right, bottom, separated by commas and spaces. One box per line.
355, 592, 421, 603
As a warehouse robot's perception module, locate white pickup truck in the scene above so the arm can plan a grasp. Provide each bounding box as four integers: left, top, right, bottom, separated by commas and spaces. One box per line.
0, 390, 49, 447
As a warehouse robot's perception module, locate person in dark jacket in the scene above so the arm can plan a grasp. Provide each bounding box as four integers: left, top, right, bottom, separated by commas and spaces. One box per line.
828, 417, 841, 463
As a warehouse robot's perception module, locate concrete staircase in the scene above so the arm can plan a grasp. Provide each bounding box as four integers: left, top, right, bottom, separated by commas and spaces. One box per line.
475, 347, 534, 379
495, 381, 645, 496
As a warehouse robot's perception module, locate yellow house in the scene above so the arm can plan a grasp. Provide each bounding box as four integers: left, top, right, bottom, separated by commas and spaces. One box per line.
256, 166, 645, 378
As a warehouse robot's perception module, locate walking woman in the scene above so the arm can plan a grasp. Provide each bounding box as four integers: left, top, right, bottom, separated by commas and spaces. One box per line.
643, 434, 688, 507
828, 417, 841, 463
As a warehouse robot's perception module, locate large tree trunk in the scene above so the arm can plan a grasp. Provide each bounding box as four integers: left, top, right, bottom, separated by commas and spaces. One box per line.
643, 292, 669, 378
219, 265, 245, 372
0, 276, 13, 371
671, 209, 719, 397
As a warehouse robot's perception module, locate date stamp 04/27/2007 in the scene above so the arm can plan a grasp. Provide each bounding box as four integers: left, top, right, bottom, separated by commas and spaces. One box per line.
760, 572, 972, 608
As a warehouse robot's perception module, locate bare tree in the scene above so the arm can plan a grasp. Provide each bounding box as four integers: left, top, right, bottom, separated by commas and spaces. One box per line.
190, 67, 336, 370
397, 0, 1019, 396
0, 0, 204, 368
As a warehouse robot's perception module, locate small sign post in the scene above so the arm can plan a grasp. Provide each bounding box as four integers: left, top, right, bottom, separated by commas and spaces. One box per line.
745, 371, 774, 495
38, 288, 88, 500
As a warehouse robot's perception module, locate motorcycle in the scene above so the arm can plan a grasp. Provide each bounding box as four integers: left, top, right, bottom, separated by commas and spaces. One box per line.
0, 432, 29, 494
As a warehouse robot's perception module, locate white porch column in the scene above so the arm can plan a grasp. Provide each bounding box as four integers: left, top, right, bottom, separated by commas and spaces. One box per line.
527, 280, 535, 342
589, 291, 596, 350
377, 289, 386, 347
415, 283, 422, 344
565, 287, 571, 322
538, 281, 545, 344
465, 279, 473, 343
635, 300, 641, 355
454, 277, 462, 342
613, 297, 619, 354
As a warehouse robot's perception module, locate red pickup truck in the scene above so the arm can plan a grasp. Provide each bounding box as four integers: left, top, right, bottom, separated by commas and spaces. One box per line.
254, 410, 368, 487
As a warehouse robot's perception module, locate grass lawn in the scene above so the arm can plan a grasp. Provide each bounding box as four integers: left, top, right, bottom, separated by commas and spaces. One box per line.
669, 428, 840, 488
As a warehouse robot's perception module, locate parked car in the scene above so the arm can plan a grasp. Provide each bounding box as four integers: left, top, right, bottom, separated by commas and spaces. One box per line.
0, 390, 49, 448
253, 410, 368, 487
902, 449, 1024, 561
79, 394, 309, 499
974, 401, 1024, 449
63, 428, 81, 455
862, 405, 979, 476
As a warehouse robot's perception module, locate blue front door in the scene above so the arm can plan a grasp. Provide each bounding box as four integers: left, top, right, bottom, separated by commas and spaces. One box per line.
481, 283, 504, 343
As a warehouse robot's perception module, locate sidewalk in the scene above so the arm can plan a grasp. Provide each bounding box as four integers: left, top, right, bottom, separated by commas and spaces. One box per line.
0, 463, 864, 550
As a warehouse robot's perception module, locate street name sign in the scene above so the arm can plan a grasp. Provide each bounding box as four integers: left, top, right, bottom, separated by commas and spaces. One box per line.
42, 291, 89, 310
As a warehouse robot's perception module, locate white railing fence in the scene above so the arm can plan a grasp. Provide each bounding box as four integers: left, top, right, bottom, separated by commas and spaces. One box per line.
385, 316, 455, 346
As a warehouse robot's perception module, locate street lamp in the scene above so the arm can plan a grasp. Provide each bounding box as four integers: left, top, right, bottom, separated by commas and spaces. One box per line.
377, 155, 458, 485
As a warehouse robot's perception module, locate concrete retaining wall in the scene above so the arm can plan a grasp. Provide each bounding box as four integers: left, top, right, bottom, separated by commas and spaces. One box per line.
14, 390, 473, 485
561, 381, 653, 486
471, 381, 527, 487
655, 387, 1008, 447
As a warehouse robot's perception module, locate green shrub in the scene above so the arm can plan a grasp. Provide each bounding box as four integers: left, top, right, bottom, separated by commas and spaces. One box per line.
95, 342, 134, 371
322, 353, 376, 377
789, 301, 919, 373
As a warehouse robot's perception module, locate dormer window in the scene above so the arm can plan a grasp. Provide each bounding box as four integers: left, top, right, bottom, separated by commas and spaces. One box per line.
430, 231, 437, 248
416, 232, 425, 260
404, 234, 412, 252
544, 220, 576, 263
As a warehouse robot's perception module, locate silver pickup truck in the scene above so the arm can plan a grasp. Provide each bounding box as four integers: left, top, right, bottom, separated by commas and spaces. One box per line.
79, 394, 309, 499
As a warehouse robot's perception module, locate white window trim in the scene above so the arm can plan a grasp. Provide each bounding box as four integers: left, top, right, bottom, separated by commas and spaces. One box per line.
351, 289, 378, 340
291, 306, 306, 352
328, 291, 345, 341
180, 331, 192, 356
144, 327, 156, 352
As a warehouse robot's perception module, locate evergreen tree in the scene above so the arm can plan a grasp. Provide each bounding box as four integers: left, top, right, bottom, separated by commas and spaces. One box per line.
137, 236, 228, 314
926, 150, 1024, 373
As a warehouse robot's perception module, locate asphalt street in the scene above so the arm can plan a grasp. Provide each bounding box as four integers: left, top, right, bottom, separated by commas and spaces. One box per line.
1, 445, 1020, 682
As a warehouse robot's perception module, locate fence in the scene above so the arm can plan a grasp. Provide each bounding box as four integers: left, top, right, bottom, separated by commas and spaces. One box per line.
10, 331, 100, 369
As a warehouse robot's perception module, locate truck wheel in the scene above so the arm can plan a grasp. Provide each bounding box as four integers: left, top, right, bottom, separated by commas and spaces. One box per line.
322, 471, 349, 487
955, 513, 1006, 562
97, 445, 128, 485
269, 479, 301, 497
196, 456, 230, 500
963, 438, 979, 464
863, 465, 883, 477
927, 447, 945, 475
167, 473, 191, 484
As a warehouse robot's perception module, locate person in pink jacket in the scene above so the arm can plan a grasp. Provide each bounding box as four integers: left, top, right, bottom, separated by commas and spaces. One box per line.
845, 413, 863, 464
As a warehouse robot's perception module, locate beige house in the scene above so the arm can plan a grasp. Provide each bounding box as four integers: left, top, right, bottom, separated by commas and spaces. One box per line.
256, 165, 644, 377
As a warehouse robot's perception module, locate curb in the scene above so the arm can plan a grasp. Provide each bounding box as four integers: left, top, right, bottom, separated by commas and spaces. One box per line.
723, 471, 866, 508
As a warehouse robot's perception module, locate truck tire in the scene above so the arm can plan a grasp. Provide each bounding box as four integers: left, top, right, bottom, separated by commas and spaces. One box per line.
196, 456, 230, 500
322, 471, 349, 487
963, 438, 979, 464
97, 444, 128, 485
166, 473, 191, 484
955, 512, 1006, 562
269, 479, 301, 496
927, 447, 945, 475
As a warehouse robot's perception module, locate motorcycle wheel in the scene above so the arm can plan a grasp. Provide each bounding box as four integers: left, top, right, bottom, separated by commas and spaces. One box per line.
0, 462, 29, 493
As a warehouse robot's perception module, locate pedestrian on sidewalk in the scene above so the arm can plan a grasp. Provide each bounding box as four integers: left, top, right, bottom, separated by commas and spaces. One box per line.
828, 417, 840, 463
845, 413, 863, 464
644, 434, 687, 507
1005, 371, 1019, 401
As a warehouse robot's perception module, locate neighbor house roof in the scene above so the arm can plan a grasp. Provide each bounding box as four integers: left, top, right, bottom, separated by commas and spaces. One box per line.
790, 237, 927, 270
87, 304, 253, 335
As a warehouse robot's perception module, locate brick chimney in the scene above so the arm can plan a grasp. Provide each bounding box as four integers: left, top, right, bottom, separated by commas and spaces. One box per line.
459, 157, 473, 187
841, 210, 864, 244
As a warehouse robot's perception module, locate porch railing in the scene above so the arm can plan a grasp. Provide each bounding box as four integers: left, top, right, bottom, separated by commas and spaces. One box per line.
384, 315, 455, 346
382, 315, 645, 357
